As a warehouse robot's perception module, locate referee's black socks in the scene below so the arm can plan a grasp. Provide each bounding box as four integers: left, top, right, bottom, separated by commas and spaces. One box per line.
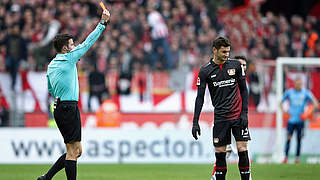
46, 153, 66, 179
213, 152, 227, 180
65, 160, 77, 180
238, 150, 250, 180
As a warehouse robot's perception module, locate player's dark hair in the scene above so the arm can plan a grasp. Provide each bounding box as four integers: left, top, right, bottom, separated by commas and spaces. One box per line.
212, 37, 231, 50
234, 55, 247, 63
53, 34, 73, 53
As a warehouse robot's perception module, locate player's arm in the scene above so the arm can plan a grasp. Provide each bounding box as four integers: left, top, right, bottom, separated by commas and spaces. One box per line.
193, 87, 205, 124
280, 102, 285, 112
238, 77, 248, 120
312, 98, 319, 111
67, 9, 110, 63
280, 90, 289, 112
307, 90, 319, 111
192, 70, 206, 140
237, 62, 249, 127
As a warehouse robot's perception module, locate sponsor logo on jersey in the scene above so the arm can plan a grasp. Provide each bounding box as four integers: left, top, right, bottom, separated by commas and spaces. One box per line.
213, 78, 235, 87
227, 69, 235, 76
196, 77, 200, 86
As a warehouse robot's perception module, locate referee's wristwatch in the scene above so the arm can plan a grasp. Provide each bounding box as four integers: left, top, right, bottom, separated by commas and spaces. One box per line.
99, 19, 109, 26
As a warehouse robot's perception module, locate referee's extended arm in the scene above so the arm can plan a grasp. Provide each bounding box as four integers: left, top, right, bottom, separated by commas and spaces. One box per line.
67, 9, 110, 62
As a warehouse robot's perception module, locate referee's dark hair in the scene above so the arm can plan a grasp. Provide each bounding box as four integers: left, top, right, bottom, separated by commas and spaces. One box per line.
53, 34, 73, 53
234, 55, 247, 63
212, 36, 231, 50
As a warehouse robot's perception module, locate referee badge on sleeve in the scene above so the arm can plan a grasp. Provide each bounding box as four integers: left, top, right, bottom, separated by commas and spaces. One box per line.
196, 77, 200, 86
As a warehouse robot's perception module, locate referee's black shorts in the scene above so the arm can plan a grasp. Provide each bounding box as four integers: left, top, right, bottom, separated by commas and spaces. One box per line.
213, 119, 251, 147
54, 101, 81, 144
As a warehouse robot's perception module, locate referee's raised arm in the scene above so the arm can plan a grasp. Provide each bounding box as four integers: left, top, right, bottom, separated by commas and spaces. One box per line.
67, 9, 111, 63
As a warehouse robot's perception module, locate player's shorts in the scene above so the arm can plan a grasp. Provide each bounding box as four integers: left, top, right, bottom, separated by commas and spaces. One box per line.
287, 122, 304, 137
213, 119, 251, 147
54, 101, 81, 144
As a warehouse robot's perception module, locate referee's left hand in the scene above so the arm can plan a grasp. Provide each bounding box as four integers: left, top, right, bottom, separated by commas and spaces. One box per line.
192, 122, 201, 140
101, 9, 110, 22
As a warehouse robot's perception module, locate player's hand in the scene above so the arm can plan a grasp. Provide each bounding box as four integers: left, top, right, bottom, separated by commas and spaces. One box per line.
101, 9, 110, 22
192, 122, 201, 140
240, 113, 248, 128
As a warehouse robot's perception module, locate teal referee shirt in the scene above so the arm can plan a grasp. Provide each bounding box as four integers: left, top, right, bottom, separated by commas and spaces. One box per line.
47, 23, 105, 101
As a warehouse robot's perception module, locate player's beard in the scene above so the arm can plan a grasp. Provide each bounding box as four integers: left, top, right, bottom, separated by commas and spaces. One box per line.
218, 55, 228, 62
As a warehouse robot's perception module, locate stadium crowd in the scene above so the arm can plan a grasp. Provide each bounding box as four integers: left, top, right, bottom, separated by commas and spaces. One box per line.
0, 0, 319, 73
0, 0, 319, 115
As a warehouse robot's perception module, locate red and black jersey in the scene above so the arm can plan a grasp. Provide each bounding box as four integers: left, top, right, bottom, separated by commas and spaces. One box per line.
196, 58, 247, 122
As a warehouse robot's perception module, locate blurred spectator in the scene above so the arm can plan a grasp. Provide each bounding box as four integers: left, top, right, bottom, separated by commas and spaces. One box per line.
130, 46, 147, 71
147, 2, 172, 70
0, 0, 318, 101
117, 71, 132, 95
31, 8, 60, 70
247, 62, 261, 107
88, 64, 108, 112
0, 23, 27, 90
0, 0, 318, 74
170, 41, 180, 68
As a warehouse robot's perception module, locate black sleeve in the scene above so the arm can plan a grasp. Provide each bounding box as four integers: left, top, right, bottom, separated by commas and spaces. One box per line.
193, 70, 206, 123
237, 62, 248, 114
238, 77, 248, 114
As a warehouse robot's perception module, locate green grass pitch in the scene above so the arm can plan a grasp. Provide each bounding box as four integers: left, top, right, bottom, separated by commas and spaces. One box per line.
0, 163, 319, 180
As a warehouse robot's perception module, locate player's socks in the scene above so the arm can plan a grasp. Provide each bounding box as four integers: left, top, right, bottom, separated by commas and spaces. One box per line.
45, 153, 66, 179
65, 160, 77, 180
238, 150, 250, 180
212, 152, 227, 180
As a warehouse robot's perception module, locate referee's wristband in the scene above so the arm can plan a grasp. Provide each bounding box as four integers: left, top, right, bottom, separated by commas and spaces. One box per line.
99, 19, 109, 26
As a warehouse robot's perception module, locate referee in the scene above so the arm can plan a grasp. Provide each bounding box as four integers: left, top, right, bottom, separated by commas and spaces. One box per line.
37, 9, 110, 180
